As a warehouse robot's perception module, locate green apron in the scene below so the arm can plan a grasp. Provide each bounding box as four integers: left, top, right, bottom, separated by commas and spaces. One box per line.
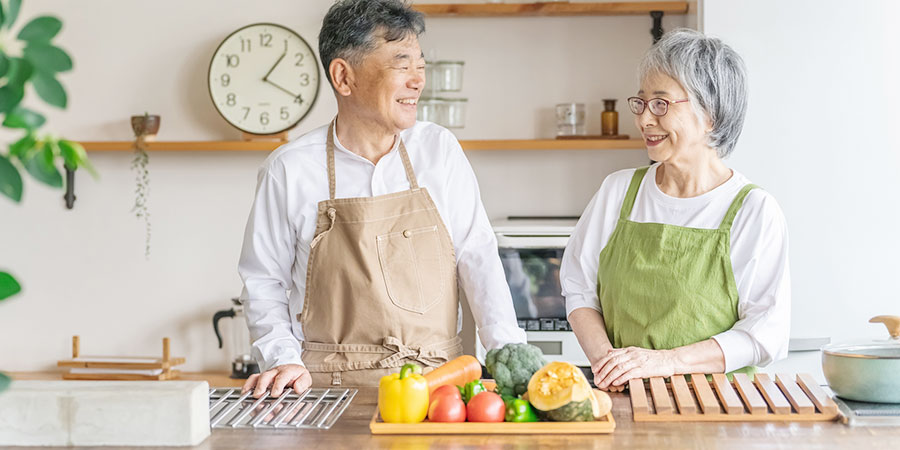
597, 166, 757, 375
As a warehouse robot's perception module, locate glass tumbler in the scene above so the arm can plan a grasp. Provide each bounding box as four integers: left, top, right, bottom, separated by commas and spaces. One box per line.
556, 103, 586, 136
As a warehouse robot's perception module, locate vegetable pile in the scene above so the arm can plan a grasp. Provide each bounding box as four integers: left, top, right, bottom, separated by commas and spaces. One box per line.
377, 346, 613, 425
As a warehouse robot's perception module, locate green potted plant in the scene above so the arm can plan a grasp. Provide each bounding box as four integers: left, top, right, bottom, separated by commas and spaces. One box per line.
0, 0, 94, 392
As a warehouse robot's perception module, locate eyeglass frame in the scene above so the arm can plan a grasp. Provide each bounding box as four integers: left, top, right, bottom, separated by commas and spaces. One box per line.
626, 96, 690, 116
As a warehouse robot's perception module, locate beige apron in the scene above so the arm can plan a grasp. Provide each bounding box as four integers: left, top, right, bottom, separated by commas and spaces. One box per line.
297, 121, 463, 387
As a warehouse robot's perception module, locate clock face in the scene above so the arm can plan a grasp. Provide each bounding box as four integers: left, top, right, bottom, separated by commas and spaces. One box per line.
208, 23, 320, 135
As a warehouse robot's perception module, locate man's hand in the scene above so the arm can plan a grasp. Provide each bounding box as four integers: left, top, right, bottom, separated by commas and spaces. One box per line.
591, 347, 677, 392
242, 364, 312, 398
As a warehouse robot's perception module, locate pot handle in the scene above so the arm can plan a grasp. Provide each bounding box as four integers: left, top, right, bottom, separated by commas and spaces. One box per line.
870, 315, 900, 338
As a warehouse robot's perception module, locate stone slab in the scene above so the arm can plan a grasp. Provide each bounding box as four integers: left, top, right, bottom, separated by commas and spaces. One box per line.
0, 380, 210, 446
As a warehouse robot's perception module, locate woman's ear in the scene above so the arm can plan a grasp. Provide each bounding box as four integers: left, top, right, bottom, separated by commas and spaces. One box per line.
329, 58, 354, 97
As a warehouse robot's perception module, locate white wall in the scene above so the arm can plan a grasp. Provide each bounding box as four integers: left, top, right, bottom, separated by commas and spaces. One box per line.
1, 1, 682, 371
702, 0, 900, 349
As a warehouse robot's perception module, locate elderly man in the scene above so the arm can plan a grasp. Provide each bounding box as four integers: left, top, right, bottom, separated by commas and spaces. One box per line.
238, 0, 526, 396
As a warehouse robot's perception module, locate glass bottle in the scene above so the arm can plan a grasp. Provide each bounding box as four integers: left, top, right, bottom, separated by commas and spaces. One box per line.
601, 99, 619, 136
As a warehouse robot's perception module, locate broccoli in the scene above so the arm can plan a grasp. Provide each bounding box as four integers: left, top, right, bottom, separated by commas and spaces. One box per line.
485, 343, 547, 397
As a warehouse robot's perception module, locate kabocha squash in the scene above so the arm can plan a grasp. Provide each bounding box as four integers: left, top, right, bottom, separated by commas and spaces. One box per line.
526, 361, 595, 422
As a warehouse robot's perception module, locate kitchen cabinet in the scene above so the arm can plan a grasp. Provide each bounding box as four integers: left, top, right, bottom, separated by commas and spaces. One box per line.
413, 1, 689, 17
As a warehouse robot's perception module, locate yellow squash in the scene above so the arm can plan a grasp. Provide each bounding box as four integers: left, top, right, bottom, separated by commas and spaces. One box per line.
378, 363, 429, 423
527, 361, 595, 421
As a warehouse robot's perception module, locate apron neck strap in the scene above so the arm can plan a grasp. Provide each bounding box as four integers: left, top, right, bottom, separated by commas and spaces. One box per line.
719, 183, 759, 231
325, 119, 419, 200
619, 166, 650, 221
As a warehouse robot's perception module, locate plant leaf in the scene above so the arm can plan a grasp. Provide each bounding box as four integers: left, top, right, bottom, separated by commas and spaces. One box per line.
2, 106, 46, 129
5, 0, 21, 29
6, 57, 33, 86
0, 271, 22, 300
0, 85, 24, 113
23, 142, 62, 188
23, 44, 72, 73
17, 16, 62, 42
0, 154, 23, 202
0, 52, 9, 78
9, 134, 37, 160
0, 2, 5, 30
59, 139, 97, 178
0, 372, 10, 393
31, 71, 67, 108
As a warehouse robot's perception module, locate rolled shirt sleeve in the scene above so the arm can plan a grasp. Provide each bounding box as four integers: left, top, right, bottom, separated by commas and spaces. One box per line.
442, 134, 527, 350
238, 161, 305, 370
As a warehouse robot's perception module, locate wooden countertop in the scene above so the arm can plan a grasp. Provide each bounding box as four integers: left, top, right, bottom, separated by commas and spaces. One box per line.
7, 372, 900, 449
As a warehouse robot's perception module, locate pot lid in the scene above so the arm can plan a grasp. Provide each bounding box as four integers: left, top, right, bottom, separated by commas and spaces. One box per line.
822, 315, 900, 359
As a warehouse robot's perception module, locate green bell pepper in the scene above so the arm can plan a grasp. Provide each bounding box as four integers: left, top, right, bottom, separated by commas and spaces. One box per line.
461, 379, 486, 403
503, 395, 539, 422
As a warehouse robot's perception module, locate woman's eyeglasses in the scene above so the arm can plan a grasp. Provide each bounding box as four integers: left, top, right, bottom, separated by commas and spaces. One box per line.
626, 97, 689, 116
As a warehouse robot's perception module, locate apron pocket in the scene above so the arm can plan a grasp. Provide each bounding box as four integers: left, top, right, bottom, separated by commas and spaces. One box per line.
376, 225, 445, 314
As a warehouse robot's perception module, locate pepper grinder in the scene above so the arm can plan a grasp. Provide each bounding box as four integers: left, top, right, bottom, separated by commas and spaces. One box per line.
601, 99, 619, 136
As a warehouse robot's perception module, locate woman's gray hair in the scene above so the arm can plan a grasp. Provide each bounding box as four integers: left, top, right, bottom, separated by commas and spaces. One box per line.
319, 0, 425, 87
638, 29, 749, 158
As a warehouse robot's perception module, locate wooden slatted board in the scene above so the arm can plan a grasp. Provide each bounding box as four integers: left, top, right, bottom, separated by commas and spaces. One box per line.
370, 411, 615, 434
630, 373, 839, 422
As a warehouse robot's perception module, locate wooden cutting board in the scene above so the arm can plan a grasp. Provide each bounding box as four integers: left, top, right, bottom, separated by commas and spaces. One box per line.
370, 411, 615, 434
630, 372, 840, 422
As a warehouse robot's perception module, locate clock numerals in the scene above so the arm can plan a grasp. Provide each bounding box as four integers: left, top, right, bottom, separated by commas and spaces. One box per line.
221, 74, 230, 87
225, 54, 240, 67
242, 107, 250, 120
226, 93, 237, 107
295, 52, 304, 67
260, 111, 270, 126
294, 94, 305, 105
299, 73, 310, 87
241, 39, 251, 53
280, 107, 289, 120
260, 33, 273, 48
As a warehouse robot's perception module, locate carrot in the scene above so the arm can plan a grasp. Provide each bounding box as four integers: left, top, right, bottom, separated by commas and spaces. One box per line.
424, 355, 482, 394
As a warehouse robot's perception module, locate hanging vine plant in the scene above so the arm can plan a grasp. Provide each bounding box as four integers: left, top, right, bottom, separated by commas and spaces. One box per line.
130, 113, 157, 259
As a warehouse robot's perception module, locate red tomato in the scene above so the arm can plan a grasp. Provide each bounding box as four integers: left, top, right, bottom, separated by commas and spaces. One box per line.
466, 391, 505, 422
428, 395, 467, 422
430, 384, 462, 404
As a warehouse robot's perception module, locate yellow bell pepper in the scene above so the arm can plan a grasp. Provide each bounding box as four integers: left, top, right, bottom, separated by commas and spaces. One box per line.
378, 363, 429, 423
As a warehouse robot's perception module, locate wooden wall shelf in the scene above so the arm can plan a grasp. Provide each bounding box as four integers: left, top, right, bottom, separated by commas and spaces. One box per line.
79, 139, 645, 152
413, 2, 689, 17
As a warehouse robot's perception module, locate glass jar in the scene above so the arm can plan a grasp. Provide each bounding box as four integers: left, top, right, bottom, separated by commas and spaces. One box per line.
417, 97, 445, 124
556, 102, 585, 136
442, 97, 468, 128
433, 61, 465, 92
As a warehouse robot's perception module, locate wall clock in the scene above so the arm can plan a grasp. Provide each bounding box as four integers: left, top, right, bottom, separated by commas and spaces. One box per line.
208, 23, 320, 136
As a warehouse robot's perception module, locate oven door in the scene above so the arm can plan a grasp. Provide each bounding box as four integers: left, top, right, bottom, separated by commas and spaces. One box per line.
476, 234, 590, 367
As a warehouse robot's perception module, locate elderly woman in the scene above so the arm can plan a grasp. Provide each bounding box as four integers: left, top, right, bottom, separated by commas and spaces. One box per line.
561, 29, 790, 391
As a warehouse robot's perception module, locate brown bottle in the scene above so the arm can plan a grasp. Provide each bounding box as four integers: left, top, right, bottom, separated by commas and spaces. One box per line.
601, 99, 618, 136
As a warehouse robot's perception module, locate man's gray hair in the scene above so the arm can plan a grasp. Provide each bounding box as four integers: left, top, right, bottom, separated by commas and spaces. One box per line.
319, 0, 425, 86
638, 29, 749, 158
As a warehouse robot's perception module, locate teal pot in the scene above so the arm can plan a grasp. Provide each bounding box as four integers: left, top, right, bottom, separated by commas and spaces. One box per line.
822, 315, 900, 404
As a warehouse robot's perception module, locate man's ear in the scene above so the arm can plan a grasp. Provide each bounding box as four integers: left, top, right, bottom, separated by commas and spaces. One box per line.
330, 58, 354, 97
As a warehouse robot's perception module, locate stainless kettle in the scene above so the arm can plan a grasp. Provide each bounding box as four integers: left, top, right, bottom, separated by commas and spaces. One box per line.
213, 298, 260, 379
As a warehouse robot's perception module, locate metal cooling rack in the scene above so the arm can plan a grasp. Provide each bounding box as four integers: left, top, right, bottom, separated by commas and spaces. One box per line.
209, 387, 357, 429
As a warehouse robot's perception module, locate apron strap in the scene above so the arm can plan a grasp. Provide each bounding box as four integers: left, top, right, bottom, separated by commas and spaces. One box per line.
719, 183, 760, 231
325, 119, 419, 200
619, 166, 650, 221
301, 335, 461, 372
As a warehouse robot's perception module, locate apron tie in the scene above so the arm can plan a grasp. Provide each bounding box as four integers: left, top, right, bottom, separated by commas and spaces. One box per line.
376, 336, 452, 369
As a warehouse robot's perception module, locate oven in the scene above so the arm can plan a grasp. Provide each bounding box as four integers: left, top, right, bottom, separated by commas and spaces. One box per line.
475, 217, 590, 367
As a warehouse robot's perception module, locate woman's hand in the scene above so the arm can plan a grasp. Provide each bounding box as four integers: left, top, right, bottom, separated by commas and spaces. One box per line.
591, 347, 678, 391
242, 364, 312, 398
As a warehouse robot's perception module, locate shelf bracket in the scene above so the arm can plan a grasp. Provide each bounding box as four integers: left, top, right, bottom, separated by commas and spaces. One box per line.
64, 166, 76, 209
650, 11, 664, 43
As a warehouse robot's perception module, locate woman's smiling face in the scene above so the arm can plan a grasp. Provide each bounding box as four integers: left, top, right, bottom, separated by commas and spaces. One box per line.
634, 72, 713, 163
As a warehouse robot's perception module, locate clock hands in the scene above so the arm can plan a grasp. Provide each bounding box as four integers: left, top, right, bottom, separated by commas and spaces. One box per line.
262, 52, 286, 83
261, 51, 304, 103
